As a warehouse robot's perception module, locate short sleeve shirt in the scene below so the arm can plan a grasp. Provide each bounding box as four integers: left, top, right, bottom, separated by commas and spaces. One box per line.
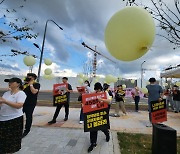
0, 91, 27, 121
146, 84, 163, 103
23, 82, 40, 106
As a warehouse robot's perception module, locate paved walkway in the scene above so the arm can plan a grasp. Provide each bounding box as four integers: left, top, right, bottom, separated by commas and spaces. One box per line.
15, 106, 180, 154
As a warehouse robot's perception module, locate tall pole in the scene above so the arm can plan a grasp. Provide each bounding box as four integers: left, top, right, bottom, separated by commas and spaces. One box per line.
141, 60, 146, 88
37, 19, 63, 82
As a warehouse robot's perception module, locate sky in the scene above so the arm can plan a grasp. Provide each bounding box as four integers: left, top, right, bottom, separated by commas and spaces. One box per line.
0, 0, 179, 81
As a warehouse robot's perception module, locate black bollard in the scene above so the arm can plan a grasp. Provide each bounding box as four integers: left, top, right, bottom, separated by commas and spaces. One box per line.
152, 124, 177, 154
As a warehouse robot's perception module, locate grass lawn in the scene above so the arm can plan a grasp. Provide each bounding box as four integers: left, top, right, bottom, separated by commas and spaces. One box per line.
117, 132, 180, 154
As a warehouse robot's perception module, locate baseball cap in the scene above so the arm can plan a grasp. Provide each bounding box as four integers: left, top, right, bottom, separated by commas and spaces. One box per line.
4, 77, 23, 85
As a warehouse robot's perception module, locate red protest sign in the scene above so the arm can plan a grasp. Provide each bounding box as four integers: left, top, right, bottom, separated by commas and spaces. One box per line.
77, 86, 85, 94
53, 83, 68, 105
53, 83, 67, 95
82, 92, 108, 113
151, 100, 167, 124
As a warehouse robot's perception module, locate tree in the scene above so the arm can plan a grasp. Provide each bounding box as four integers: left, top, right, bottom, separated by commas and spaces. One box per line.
0, 0, 38, 59
123, 0, 180, 49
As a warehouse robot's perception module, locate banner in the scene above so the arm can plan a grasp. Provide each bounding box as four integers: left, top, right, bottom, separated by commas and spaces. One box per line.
53, 83, 68, 106
82, 92, 110, 132
77, 86, 85, 94
151, 99, 167, 124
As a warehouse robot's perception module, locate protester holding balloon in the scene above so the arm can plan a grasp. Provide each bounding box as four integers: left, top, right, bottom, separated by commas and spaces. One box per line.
48, 77, 73, 124
114, 85, 127, 117
0, 77, 26, 153
146, 78, 163, 127
22, 73, 40, 138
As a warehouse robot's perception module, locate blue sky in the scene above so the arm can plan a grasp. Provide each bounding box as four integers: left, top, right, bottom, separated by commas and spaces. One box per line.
0, 0, 180, 81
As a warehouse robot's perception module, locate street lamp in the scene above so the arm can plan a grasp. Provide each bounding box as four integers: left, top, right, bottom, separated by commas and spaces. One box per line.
141, 60, 146, 88
33, 19, 63, 82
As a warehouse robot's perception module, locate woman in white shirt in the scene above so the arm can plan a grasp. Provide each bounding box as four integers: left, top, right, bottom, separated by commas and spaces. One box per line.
0, 77, 26, 153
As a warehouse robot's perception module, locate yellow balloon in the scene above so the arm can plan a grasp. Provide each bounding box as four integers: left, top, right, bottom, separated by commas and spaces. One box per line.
44, 58, 52, 66
131, 79, 135, 84
105, 75, 115, 84
44, 68, 52, 75
43, 74, 54, 80
23, 56, 36, 66
78, 73, 84, 79
105, 6, 155, 61
141, 87, 148, 94
122, 84, 126, 89
175, 82, 180, 87
82, 75, 88, 81
78, 78, 84, 84
146, 81, 150, 85
163, 83, 168, 87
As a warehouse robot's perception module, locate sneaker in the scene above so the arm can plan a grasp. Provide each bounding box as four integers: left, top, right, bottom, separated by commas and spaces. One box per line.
64, 117, 68, 121
48, 120, 56, 124
114, 114, 120, 117
22, 130, 29, 138
146, 122, 152, 127
79, 121, 84, 124
88, 144, 97, 153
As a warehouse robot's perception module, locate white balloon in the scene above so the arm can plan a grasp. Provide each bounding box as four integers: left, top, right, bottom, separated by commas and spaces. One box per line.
23, 56, 36, 66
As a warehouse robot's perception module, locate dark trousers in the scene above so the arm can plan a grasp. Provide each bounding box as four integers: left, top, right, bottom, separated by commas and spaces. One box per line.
53, 103, 69, 120
23, 105, 36, 132
90, 129, 109, 144
134, 96, 140, 111
79, 106, 84, 121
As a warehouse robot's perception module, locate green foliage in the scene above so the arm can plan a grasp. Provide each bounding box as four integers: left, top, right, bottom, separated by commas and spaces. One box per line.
0, 0, 38, 58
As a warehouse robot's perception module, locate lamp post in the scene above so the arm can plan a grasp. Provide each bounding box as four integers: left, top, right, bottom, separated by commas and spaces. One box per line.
141, 60, 146, 88
34, 19, 63, 82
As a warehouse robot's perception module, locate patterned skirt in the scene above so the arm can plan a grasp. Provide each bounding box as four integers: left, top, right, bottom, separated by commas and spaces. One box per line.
0, 116, 23, 153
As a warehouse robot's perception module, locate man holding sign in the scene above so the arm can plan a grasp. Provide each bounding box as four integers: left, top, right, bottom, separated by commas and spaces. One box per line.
146, 78, 164, 127
48, 77, 73, 124
82, 82, 111, 153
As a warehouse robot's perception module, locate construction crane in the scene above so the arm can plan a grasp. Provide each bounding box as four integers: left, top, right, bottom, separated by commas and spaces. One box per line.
81, 42, 116, 77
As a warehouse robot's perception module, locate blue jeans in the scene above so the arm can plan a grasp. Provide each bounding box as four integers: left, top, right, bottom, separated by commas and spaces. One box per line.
134, 96, 140, 111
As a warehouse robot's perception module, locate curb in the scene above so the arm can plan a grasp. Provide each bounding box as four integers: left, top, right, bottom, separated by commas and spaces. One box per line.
112, 131, 121, 154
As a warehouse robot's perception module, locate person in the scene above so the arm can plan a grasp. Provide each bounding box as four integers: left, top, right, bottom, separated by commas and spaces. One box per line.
114, 85, 127, 117
48, 77, 73, 124
172, 85, 180, 113
131, 86, 140, 112
22, 73, 40, 138
79, 80, 92, 124
103, 83, 113, 99
0, 77, 26, 153
146, 77, 163, 127
87, 82, 111, 153
164, 88, 174, 111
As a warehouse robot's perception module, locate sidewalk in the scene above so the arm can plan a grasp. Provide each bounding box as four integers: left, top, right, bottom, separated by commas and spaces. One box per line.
16, 106, 180, 154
